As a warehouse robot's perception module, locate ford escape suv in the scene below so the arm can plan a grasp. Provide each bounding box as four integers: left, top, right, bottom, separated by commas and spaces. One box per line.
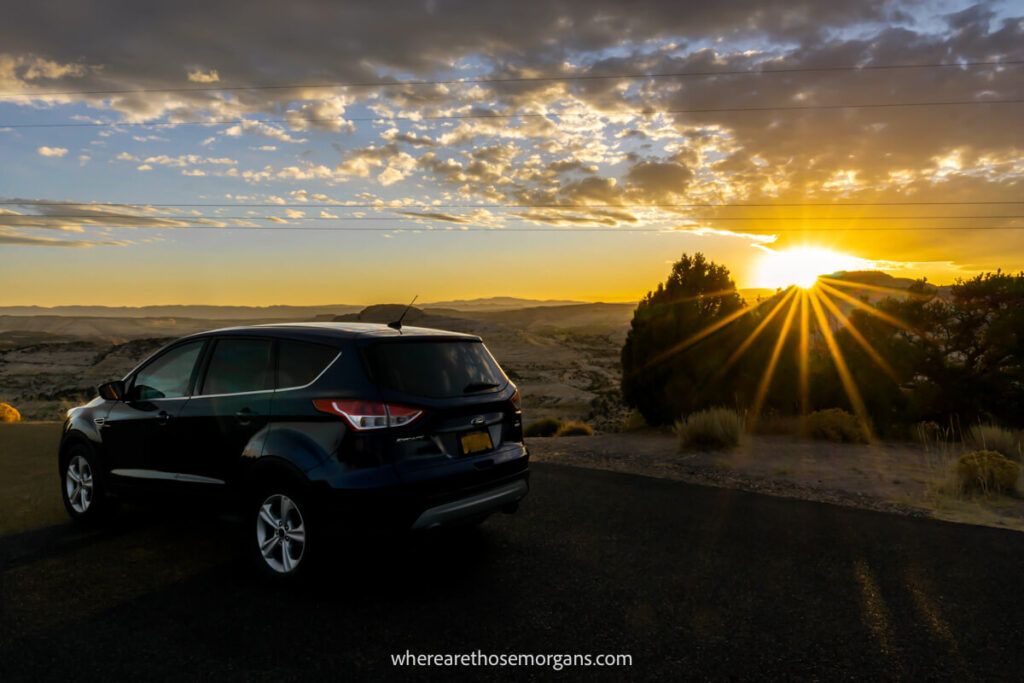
58, 323, 529, 578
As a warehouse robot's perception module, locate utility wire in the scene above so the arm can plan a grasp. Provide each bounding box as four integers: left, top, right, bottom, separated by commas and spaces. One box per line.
1, 58, 1020, 97
3, 214, 1023, 221
4, 200, 1024, 208
3, 98, 1021, 129
8, 224, 1024, 233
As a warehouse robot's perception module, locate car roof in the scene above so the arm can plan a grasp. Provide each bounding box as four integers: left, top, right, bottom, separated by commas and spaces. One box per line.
180, 322, 481, 345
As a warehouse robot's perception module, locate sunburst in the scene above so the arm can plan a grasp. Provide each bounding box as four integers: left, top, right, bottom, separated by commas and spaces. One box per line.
636, 250, 915, 441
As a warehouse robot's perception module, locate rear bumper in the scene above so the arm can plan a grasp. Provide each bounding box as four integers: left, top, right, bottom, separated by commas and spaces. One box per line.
410, 477, 528, 530
306, 449, 529, 534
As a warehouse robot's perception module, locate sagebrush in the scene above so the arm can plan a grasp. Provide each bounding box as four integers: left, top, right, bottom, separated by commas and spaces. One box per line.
806, 408, 867, 443
555, 420, 594, 437
954, 450, 1020, 495
0, 403, 21, 423
676, 408, 744, 451
524, 418, 562, 438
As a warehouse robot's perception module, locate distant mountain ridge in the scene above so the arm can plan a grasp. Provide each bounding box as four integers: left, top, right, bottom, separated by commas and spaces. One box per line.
0, 304, 365, 319
0, 297, 615, 318
422, 296, 590, 311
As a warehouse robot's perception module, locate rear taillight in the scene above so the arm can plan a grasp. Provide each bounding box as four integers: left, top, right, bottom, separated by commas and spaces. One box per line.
312, 399, 423, 430
510, 387, 521, 410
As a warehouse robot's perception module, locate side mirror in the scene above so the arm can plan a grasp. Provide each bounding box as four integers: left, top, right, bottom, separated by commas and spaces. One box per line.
98, 380, 127, 401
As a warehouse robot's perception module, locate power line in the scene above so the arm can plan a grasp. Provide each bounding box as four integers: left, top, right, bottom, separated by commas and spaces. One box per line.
4, 214, 1023, 221
3, 98, 1021, 130
8, 224, 1024, 233
4, 200, 1023, 208
1, 59, 1020, 98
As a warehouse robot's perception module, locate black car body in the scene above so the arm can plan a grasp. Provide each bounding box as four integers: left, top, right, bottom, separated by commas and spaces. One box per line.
58, 323, 529, 577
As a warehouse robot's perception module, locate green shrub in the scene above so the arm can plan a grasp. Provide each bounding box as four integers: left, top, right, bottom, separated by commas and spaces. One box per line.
555, 420, 594, 437
969, 424, 1023, 461
955, 450, 1020, 495
806, 408, 867, 443
0, 402, 21, 423
524, 418, 562, 438
676, 408, 744, 451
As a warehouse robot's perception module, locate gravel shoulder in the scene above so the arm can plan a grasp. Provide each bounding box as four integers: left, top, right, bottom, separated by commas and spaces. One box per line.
529, 432, 1024, 532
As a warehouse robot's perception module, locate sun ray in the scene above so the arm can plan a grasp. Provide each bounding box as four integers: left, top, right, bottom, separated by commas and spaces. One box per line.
748, 293, 801, 431
718, 287, 798, 376
662, 288, 747, 305
816, 281, 914, 332
807, 288, 873, 442
798, 289, 810, 426
815, 287, 901, 383
819, 276, 933, 300
642, 296, 774, 371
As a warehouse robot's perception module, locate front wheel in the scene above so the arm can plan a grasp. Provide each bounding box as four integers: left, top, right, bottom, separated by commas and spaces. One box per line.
249, 490, 312, 580
60, 443, 115, 523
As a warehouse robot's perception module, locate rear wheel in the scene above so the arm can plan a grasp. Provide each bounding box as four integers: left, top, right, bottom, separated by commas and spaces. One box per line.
60, 443, 115, 523
249, 489, 312, 580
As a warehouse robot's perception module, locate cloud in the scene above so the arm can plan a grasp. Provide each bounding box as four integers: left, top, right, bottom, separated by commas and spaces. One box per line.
0, 229, 132, 248
397, 211, 470, 224
625, 159, 693, 199
0, 200, 223, 232
187, 68, 219, 83
223, 120, 307, 143
36, 146, 68, 157
1, 1, 1023, 275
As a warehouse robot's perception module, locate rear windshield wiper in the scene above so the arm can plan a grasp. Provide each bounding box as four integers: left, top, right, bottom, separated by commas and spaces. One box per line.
463, 381, 501, 394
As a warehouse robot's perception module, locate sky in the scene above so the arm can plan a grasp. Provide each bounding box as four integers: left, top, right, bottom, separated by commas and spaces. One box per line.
1, 0, 1022, 306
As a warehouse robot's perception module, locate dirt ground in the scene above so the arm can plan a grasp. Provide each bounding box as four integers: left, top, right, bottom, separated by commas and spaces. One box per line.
529, 431, 1024, 533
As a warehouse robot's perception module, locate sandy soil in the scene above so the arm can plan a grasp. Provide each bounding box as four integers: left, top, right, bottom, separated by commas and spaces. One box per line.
529, 432, 1024, 532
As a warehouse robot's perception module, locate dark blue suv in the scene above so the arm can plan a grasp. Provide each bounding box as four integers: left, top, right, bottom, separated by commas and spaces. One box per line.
58, 323, 529, 578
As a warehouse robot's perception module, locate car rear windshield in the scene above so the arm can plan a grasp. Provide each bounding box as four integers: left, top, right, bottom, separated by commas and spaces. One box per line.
364, 340, 507, 399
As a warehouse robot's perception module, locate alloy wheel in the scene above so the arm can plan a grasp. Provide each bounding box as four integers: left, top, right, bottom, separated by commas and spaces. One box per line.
65, 455, 94, 514
255, 494, 306, 574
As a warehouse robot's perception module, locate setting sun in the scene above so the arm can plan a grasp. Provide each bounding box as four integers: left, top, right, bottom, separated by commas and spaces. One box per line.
754, 247, 872, 290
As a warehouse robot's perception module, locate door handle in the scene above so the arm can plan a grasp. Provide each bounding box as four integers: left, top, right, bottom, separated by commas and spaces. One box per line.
156, 410, 173, 425
235, 408, 255, 425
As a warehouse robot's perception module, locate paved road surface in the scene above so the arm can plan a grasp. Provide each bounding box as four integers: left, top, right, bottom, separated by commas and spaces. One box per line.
1, 424, 1022, 680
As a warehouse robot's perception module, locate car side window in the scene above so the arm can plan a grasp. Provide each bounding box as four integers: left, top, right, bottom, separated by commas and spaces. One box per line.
276, 340, 339, 388
132, 341, 205, 400
199, 338, 274, 395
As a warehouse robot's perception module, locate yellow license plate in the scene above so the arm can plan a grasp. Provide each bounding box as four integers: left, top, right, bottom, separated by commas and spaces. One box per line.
460, 430, 493, 455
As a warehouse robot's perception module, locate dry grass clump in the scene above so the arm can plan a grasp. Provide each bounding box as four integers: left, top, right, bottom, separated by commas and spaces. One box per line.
968, 424, 1023, 461
953, 450, 1020, 496
555, 420, 594, 437
524, 418, 562, 438
806, 408, 867, 444
621, 410, 648, 432
0, 403, 21, 423
676, 408, 744, 451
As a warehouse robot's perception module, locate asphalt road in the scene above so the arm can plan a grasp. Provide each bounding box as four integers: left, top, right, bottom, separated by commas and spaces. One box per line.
1, 424, 1023, 680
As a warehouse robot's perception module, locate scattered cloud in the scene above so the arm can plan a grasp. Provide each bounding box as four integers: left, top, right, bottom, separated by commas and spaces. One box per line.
37, 146, 68, 157
186, 68, 219, 83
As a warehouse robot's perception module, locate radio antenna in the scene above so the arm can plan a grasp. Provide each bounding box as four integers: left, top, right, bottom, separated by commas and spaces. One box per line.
388, 294, 418, 333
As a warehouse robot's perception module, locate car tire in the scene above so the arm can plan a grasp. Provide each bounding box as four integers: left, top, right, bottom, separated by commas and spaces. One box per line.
248, 485, 313, 581
60, 442, 116, 524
